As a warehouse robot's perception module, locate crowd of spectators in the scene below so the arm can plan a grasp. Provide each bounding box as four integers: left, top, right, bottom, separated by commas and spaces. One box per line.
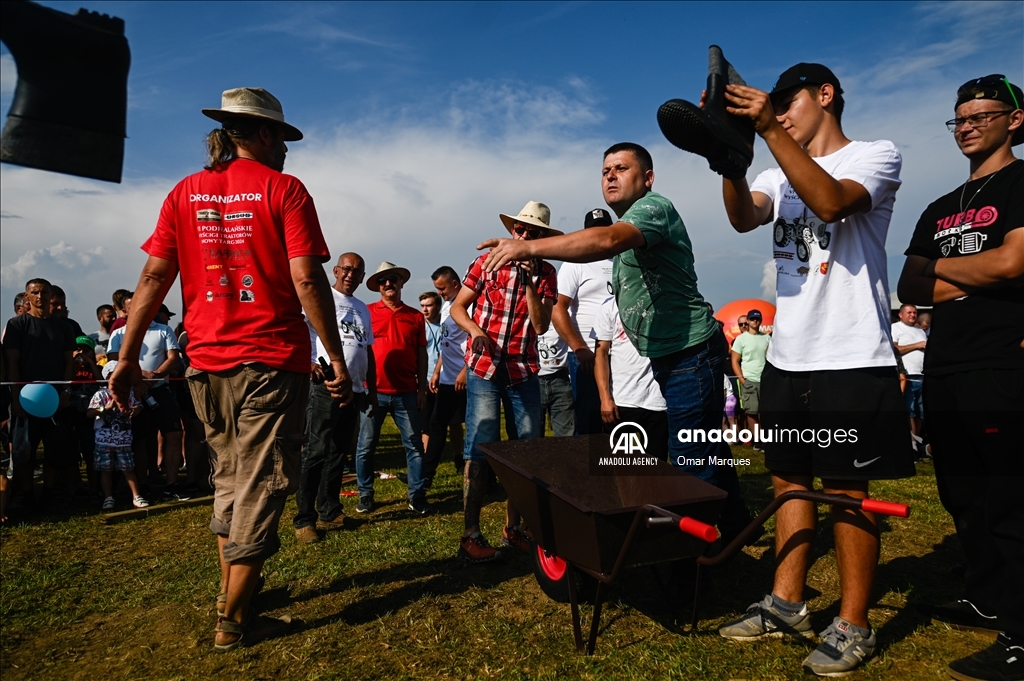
1, 279, 205, 521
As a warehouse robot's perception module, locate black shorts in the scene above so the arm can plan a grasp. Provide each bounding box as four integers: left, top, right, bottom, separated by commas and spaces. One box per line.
146, 384, 183, 434
759, 362, 915, 481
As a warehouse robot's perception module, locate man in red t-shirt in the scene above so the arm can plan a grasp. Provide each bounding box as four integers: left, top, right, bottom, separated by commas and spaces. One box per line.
354, 262, 431, 515
450, 201, 560, 563
109, 87, 352, 651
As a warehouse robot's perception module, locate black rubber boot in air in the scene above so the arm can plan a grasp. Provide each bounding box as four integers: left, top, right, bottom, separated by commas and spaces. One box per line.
657, 45, 755, 179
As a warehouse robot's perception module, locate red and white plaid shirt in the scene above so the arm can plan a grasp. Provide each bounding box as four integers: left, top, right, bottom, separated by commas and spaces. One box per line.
462, 253, 558, 384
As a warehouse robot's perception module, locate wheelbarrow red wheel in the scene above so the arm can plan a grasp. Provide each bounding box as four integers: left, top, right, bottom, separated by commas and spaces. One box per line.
532, 544, 594, 603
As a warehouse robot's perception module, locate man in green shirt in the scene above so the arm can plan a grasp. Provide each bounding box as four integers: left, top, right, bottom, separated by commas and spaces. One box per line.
731, 308, 770, 437
479, 142, 752, 538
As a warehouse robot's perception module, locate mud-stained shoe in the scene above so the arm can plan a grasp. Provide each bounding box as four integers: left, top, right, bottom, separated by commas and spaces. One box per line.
719, 593, 815, 641
501, 525, 531, 553
657, 45, 754, 179
295, 525, 320, 544
459, 531, 501, 564
802, 617, 876, 677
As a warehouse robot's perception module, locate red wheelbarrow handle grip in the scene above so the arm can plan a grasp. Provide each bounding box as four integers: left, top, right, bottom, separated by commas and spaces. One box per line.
861, 499, 910, 518
679, 517, 718, 542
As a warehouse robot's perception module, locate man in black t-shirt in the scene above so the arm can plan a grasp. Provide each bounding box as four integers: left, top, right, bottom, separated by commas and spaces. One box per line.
50, 285, 86, 338
3, 278, 78, 502
898, 74, 1024, 681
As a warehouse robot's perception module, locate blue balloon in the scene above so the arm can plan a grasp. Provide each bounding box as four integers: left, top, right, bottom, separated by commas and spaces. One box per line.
20, 383, 60, 418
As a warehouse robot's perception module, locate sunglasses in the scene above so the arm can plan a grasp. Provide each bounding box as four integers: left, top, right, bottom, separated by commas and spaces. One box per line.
513, 223, 544, 239
378, 275, 400, 285
957, 74, 1022, 110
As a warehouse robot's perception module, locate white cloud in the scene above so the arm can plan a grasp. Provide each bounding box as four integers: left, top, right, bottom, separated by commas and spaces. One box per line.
0, 171, 175, 323
1, 2, 1020, 326
1, 241, 106, 286
760, 260, 777, 302
1, 53, 16, 96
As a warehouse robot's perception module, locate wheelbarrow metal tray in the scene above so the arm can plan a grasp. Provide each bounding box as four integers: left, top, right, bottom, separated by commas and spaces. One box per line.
481, 436, 727, 576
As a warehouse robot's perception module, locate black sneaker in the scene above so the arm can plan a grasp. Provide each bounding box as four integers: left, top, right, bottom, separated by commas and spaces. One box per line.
396, 472, 408, 485
947, 633, 1023, 681
356, 497, 375, 514
657, 45, 754, 179
164, 483, 192, 502
408, 498, 433, 516
918, 599, 1002, 638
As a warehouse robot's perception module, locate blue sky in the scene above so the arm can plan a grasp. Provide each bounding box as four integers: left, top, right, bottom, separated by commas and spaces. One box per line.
2, 1, 1022, 328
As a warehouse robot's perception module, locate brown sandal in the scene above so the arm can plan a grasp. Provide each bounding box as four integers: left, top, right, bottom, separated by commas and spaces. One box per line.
216, 574, 265, 617
214, 613, 292, 651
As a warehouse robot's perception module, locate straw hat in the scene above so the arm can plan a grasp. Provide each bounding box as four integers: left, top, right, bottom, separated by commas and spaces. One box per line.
499, 201, 564, 237
202, 87, 303, 141
366, 261, 412, 292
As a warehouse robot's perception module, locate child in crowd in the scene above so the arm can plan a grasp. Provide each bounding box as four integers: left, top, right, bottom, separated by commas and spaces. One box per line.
86, 361, 149, 511
723, 375, 737, 430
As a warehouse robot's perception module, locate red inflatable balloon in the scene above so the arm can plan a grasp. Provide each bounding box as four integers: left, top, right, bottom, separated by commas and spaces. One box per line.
714, 299, 776, 344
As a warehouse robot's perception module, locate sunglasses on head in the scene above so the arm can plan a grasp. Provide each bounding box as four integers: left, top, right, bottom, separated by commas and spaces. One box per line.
957, 74, 1021, 109
513, 223, 544, 239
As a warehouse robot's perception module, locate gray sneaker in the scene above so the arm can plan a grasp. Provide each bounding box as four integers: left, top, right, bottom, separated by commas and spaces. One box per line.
719, 594, 815, 641
802, 617, 876, 677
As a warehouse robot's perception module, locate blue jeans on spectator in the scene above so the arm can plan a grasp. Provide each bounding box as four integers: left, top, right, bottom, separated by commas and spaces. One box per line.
356, 392, 425, 503
465, 372, 542, 460
540, 370, 575, 437
904, 375, 924, 419
568, 351, 603, 435
650, 332, 752, 536
294, 385, 362, 529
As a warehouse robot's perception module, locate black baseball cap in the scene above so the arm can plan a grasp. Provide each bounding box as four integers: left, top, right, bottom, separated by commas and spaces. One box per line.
956, 74, 1022, 110
158, 303, 176, 317
955, 74, 1024, 146
584, 208, 614, 229
771, 63, 843, 99
746, 309, 763, 321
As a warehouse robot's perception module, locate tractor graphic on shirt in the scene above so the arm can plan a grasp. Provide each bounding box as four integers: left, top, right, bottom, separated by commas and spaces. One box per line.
773, 216, 831, 263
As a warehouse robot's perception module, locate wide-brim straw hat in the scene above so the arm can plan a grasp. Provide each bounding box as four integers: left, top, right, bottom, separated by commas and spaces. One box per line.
366, 261, 412, 292
202, 87, 303, 142
499, 201, 564, 237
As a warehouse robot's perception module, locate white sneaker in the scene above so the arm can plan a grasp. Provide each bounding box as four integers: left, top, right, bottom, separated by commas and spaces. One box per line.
133, 496, 150, 509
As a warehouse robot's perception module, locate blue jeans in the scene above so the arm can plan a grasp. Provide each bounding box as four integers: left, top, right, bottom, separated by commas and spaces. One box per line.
540, 371, 575, 437
294, 385, 361, 529
355, 392, 425, 503
465, 372, 542, 460
650, 332, 752, 535
904, 375, 924, 419
568, 351, 603, 435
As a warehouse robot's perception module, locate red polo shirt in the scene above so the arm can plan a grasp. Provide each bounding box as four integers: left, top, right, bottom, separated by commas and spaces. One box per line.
368, 300, 426, 394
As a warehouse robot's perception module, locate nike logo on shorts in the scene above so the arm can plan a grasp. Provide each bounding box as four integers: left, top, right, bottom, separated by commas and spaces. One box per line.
853, 457, 882, 468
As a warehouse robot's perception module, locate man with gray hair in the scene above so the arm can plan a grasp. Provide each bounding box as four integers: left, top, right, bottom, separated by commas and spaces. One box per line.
110, 87, 352, 651
293, 252, 372, 543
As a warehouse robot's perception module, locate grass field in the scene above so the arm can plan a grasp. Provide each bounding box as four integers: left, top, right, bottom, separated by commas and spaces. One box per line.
1, 423, 976, 680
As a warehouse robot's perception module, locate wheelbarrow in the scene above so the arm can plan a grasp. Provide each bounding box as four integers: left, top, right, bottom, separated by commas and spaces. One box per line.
480, 435, 910, 655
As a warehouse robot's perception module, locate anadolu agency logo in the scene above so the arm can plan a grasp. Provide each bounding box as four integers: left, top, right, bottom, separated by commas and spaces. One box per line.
609, 421, 648, 455
591, 422, 661, 475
